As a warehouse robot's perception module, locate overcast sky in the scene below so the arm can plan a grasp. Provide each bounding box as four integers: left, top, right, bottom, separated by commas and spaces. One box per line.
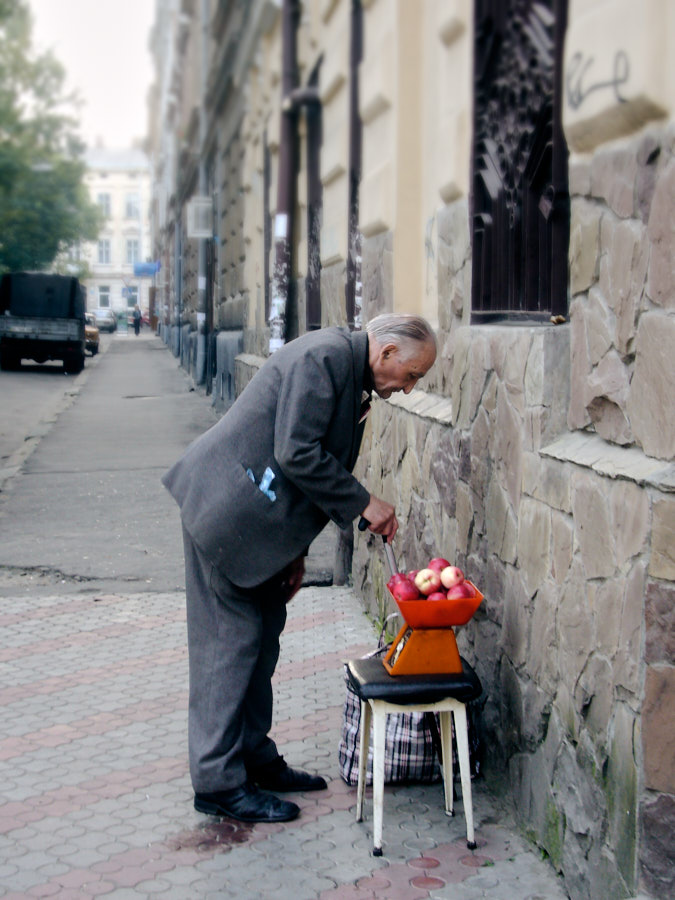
27, 0, 155, 150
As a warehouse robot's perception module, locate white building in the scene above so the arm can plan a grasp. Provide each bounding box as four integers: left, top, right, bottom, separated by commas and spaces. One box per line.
82, 147, 152, 322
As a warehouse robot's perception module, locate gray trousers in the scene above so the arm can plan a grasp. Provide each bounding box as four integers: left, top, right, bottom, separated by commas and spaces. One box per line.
182, 526, 287, 793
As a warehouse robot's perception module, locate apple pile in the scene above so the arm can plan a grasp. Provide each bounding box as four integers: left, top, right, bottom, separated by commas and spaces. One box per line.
387, 557, 476, 603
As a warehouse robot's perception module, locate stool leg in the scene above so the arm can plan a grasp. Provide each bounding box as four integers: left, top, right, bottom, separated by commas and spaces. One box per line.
439, 710, 454, 816
356, 700, 371, 823
453, 704, 476, 849
371, 704, 386, 856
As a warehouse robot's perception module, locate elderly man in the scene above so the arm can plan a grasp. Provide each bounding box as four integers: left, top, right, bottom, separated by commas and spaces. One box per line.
162, 313, 436, 823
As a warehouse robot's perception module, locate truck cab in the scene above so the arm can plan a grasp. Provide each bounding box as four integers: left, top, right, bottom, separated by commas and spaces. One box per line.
0, 273, 87, 374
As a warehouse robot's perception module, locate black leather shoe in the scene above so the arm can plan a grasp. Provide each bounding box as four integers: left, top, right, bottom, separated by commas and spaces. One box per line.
194, 782, 300, 822
249, 756, 327, 792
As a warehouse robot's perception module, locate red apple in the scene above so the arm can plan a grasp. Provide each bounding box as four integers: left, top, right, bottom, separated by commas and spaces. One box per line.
407, 570, 419, 583
392, 579, 422, 602
387, 574, 406, 596
427, 557, 451, 573
414, 568, 442, 595
446, 581, 476, 600
440, 565, 465, 589
427, 591, 447, 602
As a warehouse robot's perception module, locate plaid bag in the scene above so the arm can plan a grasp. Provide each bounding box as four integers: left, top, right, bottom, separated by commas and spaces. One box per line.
338, 665, 442, 785
337, 615, 482, 786
338, 614, 443, 785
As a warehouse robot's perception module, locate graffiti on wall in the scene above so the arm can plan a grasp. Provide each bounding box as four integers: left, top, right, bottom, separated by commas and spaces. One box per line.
566, 50, 630, 109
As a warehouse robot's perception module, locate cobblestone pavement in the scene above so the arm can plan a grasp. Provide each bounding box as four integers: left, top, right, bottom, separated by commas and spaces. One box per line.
0, 584, 570, 899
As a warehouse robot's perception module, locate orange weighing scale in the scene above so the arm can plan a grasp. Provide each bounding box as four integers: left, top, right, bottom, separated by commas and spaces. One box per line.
376, 535, 483, 676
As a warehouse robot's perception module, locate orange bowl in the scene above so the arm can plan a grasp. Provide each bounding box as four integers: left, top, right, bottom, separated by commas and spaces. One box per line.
388, 581, 483, 628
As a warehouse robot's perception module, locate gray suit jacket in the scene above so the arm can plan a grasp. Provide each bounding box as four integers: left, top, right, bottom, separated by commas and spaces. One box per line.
162, 327, 371, 587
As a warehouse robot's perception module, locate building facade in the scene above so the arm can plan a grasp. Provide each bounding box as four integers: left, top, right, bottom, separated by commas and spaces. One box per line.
148, 2, 675, 898
82, 147, 153, 322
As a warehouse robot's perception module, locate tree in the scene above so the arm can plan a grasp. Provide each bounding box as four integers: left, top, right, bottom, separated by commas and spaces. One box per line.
0, 1, 102, 274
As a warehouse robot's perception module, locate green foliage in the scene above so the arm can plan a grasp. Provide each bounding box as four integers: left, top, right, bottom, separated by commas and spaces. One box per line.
0, 1, 102, 273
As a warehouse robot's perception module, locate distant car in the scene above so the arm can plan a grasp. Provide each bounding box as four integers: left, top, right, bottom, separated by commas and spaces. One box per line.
84, 313, 99, 356
92, 308, 116, 332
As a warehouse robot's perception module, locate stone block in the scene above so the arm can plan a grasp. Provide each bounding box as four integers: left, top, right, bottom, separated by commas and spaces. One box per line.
557, 559, 594, 690
501, 570, 530, 670
585, 349, 633, 445
644, 580, 675, 665
468, 406, 490, 506
499, 660, 550, 756
429, 428, 457, 517
494, 384, 524, 511
635, 130, 662, 225
517, 498, 551, 599
569, 155, 591, 197
529, 580, 561, 696
626, 312, 675, 460
485, 477, 517, 565
569, 198, 601, 294
554, 740, 605, 843
614, 561, 646, 699
584, 287, 614, 366
649, 495, 675, 581
590, 145, 637, 219
640, 793, 675, 899
592, 578, 623, 661
453, 330, 490, 429
551, 511, 574, 586
455, 481, 473, 556
568, 298, 592, 430
598, 216, 649, 356
608, 479, 649, 568
572, 471, 616, 578
646, 157, 675, 309
575, 654, 613, 743
642, 665, 675, 794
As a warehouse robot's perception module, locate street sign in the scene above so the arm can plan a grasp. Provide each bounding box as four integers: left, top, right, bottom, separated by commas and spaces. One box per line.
133, 261, 161, 277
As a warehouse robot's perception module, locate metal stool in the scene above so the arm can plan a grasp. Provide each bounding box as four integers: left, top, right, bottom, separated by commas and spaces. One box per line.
346, 655, 482, 856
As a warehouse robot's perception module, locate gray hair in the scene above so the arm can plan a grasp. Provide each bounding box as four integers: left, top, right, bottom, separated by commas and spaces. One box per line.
366, 313, 436, 358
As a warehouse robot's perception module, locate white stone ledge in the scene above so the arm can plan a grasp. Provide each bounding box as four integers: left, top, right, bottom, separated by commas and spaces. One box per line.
541, 431, 675, 493
235, 353, 265, 370
382, 390, 453, 425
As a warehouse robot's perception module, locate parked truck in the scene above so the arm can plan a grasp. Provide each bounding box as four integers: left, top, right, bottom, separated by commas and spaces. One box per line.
0, 273, 86, 374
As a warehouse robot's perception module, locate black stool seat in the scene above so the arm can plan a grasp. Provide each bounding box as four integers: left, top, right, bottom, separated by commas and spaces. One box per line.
346, 656, 482, 705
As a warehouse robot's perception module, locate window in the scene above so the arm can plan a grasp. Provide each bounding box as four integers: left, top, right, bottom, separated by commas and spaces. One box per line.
126, 239, 140, 265
98, 239, 111, 264
97, 193, 111, 217
471, 0, 569, 319
99, 286, 110, 307
125, 193, 140, 219
126, 286, 138, 308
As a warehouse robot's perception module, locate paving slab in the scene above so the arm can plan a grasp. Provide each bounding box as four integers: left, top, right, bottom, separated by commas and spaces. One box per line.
0, 579, 569, 899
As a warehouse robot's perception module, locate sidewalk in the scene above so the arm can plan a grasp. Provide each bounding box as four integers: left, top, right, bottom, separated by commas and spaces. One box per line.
0, 581, 570, 899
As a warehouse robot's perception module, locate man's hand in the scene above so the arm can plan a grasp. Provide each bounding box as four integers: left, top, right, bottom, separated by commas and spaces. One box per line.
361, 496, 398, 542
281, 555, 306, 602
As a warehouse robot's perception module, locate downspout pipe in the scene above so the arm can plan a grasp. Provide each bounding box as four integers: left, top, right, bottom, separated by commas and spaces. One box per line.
346, 0, 363, 330
268, 0, 301, 353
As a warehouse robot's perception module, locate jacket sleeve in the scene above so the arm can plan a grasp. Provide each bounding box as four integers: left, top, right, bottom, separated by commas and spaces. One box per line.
272, 348, 370, 529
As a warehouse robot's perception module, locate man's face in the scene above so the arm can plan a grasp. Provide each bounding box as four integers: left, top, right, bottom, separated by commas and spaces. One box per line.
370, 340, 436, 399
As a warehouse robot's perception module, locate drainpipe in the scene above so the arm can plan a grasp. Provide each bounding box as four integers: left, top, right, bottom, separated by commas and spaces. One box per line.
268, 0, 301, 353
346, 0, 363, 329
195, 0, 210, 382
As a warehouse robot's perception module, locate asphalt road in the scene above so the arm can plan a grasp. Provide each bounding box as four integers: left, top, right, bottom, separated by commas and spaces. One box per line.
0, 332, 219, 597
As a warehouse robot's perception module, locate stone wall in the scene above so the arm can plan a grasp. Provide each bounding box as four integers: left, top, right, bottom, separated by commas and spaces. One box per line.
568, 123, 675, 461
352, 122, 675, 900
